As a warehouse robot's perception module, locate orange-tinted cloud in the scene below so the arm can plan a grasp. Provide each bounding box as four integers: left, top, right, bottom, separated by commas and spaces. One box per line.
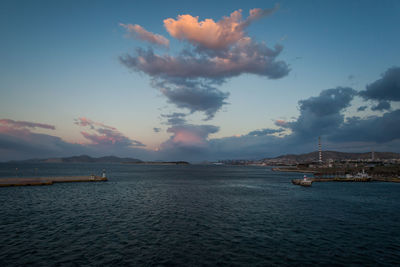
120, 23, 169, 47
120, 6, 288, 120
164, 6, 277, 50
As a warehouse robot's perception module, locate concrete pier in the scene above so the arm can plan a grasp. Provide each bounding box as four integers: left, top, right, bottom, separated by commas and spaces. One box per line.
0, 176, 107, 187
291, 177, 400, 186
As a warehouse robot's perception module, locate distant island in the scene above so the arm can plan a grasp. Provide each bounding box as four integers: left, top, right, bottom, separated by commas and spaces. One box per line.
8, 155, 142, 164
7, 155, 189, 165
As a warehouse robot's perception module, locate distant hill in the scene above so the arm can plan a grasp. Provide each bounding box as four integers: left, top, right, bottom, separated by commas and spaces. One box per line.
10, 155, 143, 164
265, 151, 400, 163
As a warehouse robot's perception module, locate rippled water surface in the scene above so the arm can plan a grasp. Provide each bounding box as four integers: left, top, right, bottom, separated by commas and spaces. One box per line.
0, 163, 399, 266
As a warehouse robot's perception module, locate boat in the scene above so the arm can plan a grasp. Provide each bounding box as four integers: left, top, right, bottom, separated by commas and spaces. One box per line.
292, 175, 313, 186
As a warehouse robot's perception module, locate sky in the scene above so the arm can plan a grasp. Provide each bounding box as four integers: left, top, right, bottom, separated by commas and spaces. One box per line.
1, 0, 400, 162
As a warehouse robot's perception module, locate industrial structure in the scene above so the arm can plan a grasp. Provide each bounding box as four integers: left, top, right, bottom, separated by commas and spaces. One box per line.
318, 136, 322, 165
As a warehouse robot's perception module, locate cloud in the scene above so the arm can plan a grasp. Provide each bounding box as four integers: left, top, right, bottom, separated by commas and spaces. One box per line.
120, 23, 169, 47
205, 107, 400, 160
357, 106, 368, 112
121, 42, 289, 80
74, 117, 116, 130
359, 66, 400, 101
120, 7, 289, 119
0, 118, 152, 161
163, 6, 278, 50
76, 118, 145, 147
159, 124, 219, 160
0, 119, 86, 161
153, 127, 161, 133
207, 133, 295, 159
0, 131, 87, 161
4, 71, 400, 162
274, 119, 289, 128
287, 87, 357, 140
161, 112, 187, 125
298, 87, 356, 116
247, 128, 284, 136
329, 110, 400, 143
192, 90, 400, 160
0, 119, 55, 130
371, 101, 391, 111
157, 81, 229, 120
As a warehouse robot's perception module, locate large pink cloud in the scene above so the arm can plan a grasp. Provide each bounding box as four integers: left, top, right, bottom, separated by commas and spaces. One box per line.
120, 7, 289, 120
120, 23, 169, 47
164, 7, 278, 50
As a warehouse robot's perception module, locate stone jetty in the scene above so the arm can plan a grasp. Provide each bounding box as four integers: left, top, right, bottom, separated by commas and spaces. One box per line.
0, 175, 107, 187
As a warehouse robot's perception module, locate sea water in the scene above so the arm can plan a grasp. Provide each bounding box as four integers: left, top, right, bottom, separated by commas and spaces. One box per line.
0, 163, 399, 266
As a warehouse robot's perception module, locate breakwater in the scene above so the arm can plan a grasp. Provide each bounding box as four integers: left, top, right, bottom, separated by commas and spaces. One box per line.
292, 177, 400, 186
0, 176, 107, 187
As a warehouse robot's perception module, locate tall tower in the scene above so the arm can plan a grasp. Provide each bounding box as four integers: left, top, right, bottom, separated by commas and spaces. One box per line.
318, 136, 322, 164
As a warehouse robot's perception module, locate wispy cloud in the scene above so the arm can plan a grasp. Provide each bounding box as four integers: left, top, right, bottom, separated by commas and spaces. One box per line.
161, 112, 187, 125
75, 117, 145, 147
74, 117, 116, 130
120, 23, 169, 47
0, 119, 55, 130
247, 128, 284, 136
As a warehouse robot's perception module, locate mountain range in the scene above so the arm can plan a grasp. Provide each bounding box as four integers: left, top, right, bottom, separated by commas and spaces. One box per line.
9, 155, 143, 163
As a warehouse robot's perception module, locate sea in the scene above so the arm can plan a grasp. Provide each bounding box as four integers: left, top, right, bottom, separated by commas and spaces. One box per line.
0, 163, 399, 266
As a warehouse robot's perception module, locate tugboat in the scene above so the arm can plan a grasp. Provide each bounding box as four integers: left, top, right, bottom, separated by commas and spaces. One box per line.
292, 175, 313, 187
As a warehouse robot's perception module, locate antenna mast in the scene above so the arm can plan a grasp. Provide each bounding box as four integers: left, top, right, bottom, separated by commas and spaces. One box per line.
318, 136, 322, 165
